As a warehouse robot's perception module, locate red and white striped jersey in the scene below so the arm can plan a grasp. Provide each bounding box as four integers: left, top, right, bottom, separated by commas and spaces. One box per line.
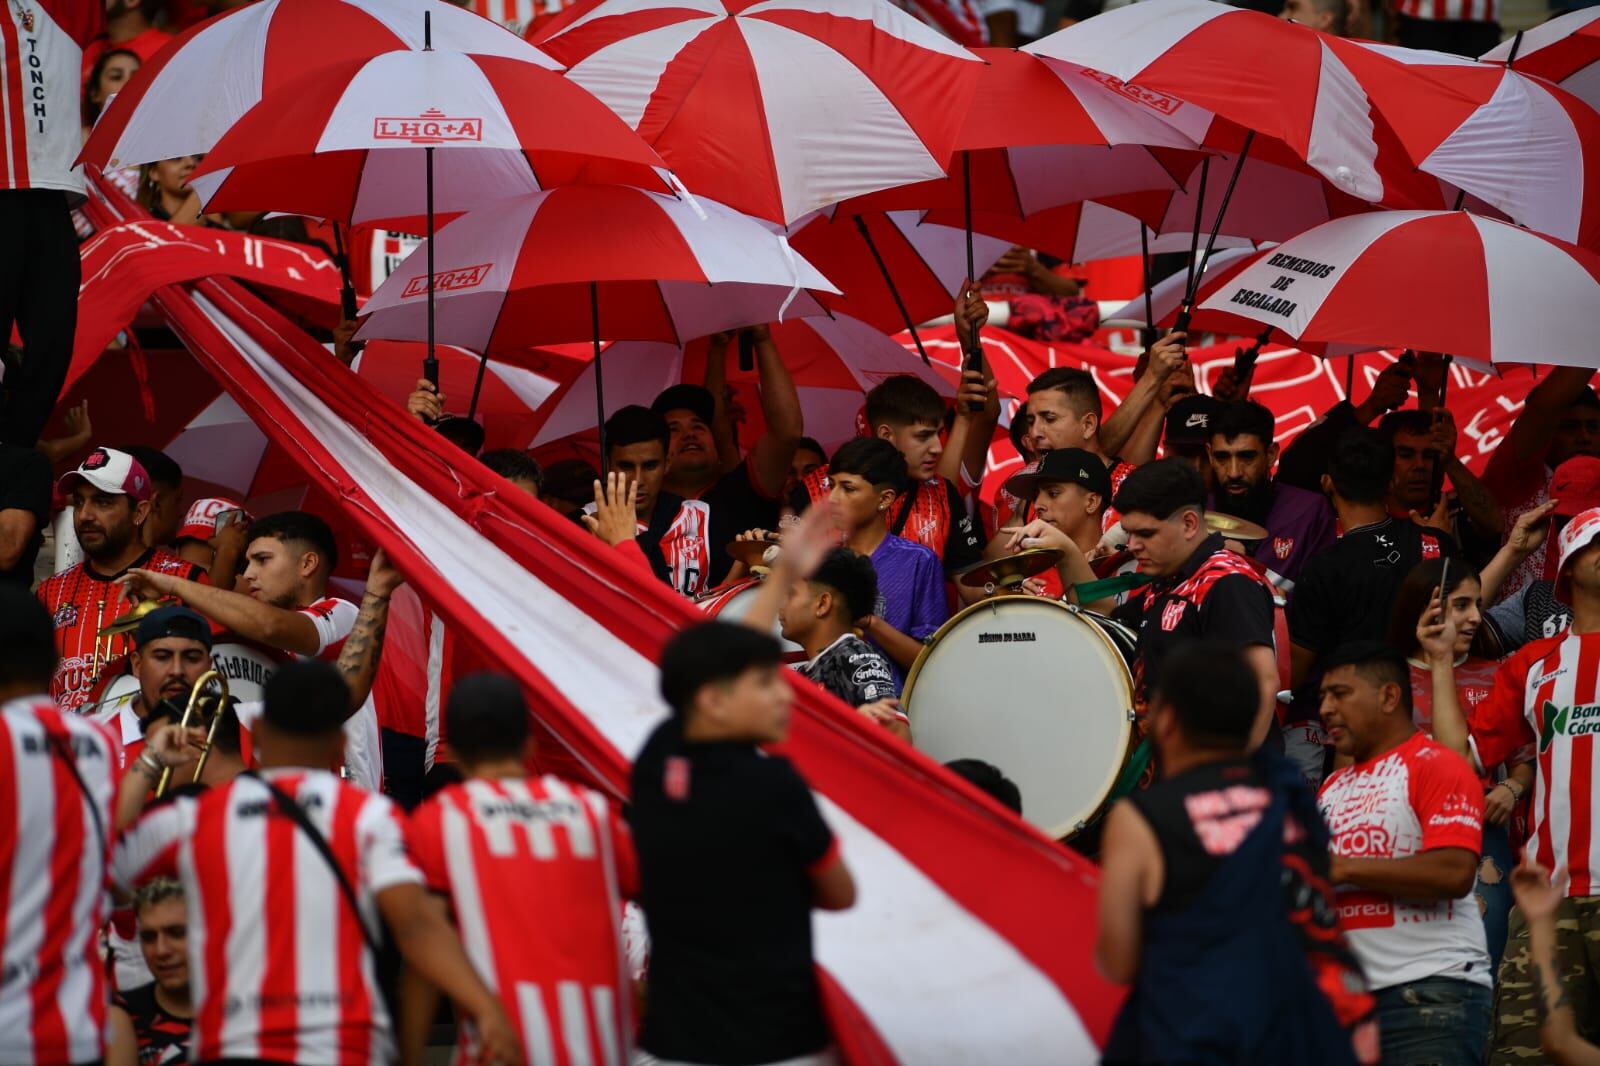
466, 0, 578, 36
0, 695, 120, 1066
112, 769, 423, 1065
0, 2, 101, 195
408, 777, 638, 1066
1394, 0, 1498, 22
1471, 630, 1600, 897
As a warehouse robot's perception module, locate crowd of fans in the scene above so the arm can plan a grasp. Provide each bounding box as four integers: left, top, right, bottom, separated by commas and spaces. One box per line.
3, 1, 1599, 1066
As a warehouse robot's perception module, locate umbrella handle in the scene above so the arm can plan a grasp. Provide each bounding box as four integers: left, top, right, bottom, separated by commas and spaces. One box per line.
423, 355, 439, 389
963, 342, 985, 413
738, 330, 755, 373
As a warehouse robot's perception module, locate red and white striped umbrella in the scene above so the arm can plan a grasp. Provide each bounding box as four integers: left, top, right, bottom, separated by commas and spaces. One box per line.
531, 0, 983, 225
1481, 8, 1600, 110
187, 50, 670, 228
1195, 210, 1600, 367
1022, 0, 1460, 209
788, 209, 1010, 337
81, 0, 554, 170
357, 185, 837, 352
843, 48, 1205, 219
529, 314, 959, 454
1331, 40, 1600, 249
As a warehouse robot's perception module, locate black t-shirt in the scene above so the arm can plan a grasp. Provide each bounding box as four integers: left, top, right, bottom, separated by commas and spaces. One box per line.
1112, 534, 1275, 698
796, 633, 898, 707
1128, 759, 1284, 912
0, 444, 50, 585
114, 982, 191, 1064
1287, 517, 1457, 656
629, 719, 834, 1065
695, 459, 780, 587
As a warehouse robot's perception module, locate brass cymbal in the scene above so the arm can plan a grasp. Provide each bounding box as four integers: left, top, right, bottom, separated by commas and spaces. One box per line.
954, 547, 1064, 589
726, 537, 782, 567
97, 598, 165, 639
1205, 511, 1270, 544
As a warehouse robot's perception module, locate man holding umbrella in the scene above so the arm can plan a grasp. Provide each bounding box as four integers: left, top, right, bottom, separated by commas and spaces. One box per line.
654, 325, 804, 589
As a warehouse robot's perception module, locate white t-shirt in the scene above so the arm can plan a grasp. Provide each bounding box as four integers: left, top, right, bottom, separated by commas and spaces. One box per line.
1318, 732, 1491, 991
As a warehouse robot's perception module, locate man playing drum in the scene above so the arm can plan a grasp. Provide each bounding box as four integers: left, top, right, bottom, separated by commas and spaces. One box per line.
998, 447, 1120, 606
1110, 460, 1280, 749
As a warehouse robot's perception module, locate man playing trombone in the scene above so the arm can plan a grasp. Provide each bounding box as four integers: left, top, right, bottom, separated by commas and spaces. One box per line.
88, 605, 214, 774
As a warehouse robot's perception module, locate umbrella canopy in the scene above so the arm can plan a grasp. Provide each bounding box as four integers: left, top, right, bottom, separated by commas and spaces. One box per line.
842, 48, 1205, 218
531, 0, 983, 224
356, 185, 838, 352
188, 50, 671, 228
1022, 0, 1465, 208
1481, 8, 1600, 109
1327, 40, 1600, 249
1195, 209, 1600, 367
788, 209, 1009, 335
81, 0, 554, 170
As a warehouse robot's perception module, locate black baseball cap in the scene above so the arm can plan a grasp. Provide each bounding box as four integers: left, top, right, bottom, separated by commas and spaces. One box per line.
651, 384, 715, 425
1164, 395, 1224, 448
1004, 447, 1113, 502
134, 605, 214, 650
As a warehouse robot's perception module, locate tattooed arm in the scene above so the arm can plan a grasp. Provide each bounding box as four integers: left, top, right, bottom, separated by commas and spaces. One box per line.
337, 548, 404, 717
1512, 861, 1600, 1066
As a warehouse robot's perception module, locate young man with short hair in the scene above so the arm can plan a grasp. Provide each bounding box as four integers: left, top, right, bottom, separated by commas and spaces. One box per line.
479, 448, 543, 497
655, 325, 801, 588
1289, 429, 1459, 693
116, 512, 402, 790
106, 879, 193, 1066
997, 446, 1117, 603
1099, 643, 1376, 1065
404, 673, 638, 1066
600, 405, 704, 594
779, 547, 898, 708
1316, 642, 1491, 1066
631, 622, 855, 1066
1207, 400, 1336, 589
38, 446, 207, 711
826, 438, 948, 674
113, 661, 522, 1066
1110, 460, 1280, 745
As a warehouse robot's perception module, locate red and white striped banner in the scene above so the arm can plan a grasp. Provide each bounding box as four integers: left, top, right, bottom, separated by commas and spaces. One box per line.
84, 177, 1122, 1061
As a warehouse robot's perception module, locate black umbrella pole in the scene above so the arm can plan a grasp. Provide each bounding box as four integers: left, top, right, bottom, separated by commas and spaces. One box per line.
961, 150, 983, 412
1183, 157, 1211, 303
1177, 135, 1255, 335
592, 282, 606, 463
852, 215, 931, 366
1427, 355, 1455, 513
1139, 223, 1156, 353
330, 221, 359, 322
423, 145, 438, 389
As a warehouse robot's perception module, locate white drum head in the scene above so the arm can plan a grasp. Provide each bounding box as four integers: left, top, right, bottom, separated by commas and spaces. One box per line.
906, 597, 1135, 839
700, 581, 804, 654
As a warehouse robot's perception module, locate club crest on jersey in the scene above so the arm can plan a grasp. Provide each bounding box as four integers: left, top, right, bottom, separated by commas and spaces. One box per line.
1161, 600, 1186, 632
664, 756, 690, 801
402, 263, 493, 299
1273, 536, 1294, 560
1540, 700, 1600, 752
52, 603, 79, 628
373, 109, 484, 144
1421, 535, 1440, 560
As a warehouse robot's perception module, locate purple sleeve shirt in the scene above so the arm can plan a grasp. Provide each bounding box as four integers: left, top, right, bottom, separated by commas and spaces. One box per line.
1253, 482, 1337, 589
871, 534, 950, 640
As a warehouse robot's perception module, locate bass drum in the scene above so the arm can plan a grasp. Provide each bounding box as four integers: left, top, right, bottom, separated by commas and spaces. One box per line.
696, 579, 804, 656
904, 596, 1138, 840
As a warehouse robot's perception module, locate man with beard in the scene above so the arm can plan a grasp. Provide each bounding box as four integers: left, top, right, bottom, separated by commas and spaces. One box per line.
114, 511, 401, 790
90, 605, 213, 773
36, 447, 206, 712
1208, 401, 1336, 591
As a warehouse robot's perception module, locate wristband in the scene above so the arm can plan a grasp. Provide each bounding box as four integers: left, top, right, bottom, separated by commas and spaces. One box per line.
1499, 778, 1526, 801
136, 750, 167, 777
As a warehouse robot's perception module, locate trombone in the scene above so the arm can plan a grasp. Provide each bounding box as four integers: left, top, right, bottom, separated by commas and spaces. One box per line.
155, 669, 230, 797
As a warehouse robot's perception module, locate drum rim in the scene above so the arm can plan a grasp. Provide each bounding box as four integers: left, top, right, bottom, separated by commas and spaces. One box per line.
903, 594, 1137, 840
